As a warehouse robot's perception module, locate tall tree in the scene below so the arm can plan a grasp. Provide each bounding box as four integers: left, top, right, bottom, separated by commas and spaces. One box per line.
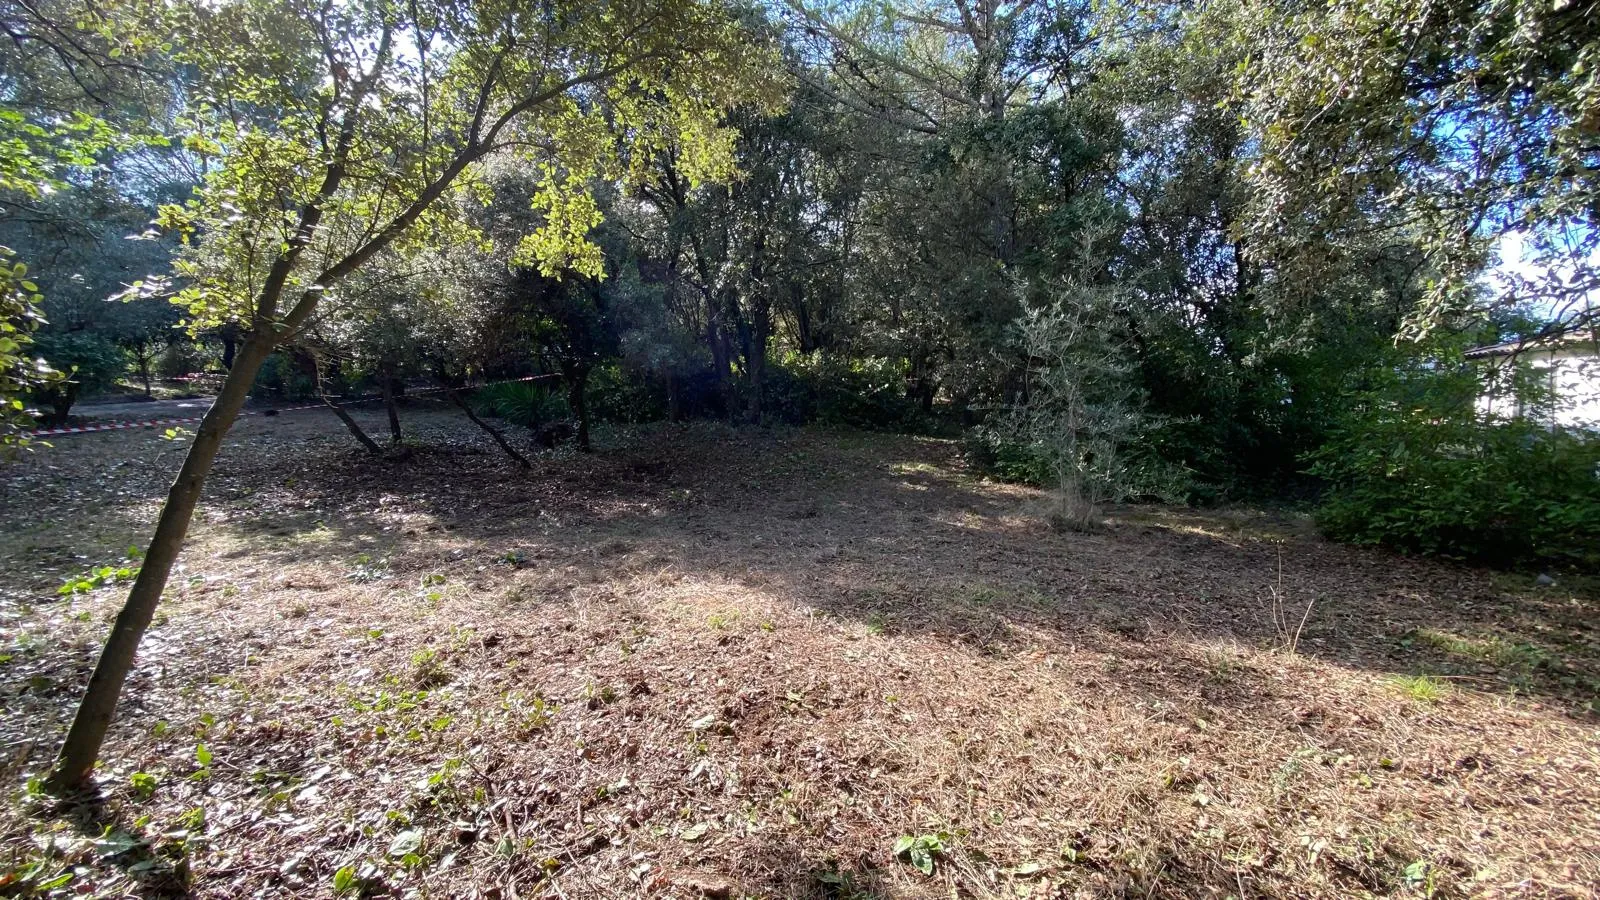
45, 0, 781, 791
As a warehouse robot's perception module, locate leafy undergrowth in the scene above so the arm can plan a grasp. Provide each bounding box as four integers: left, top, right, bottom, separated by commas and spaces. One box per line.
1, 408, 1597, 898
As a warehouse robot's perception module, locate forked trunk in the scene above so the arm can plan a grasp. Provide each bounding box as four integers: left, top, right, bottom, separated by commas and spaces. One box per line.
46, 336, 274, 792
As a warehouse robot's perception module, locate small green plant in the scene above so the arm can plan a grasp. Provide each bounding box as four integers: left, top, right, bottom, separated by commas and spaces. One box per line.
1389, 674, 1448, 703
129, 771, 159, 799
1402, 859, 1437, 896
178, 806, 207, 832
503, 691, 557, 732
331, 865, 360, 895
584, 682, 619, 707
192, 743, 214, 778
57, 558, 140, 596
410, 649, 449, 687
707, 610, 739, 630
893, 832, 949, 876
349, 553, 391, 582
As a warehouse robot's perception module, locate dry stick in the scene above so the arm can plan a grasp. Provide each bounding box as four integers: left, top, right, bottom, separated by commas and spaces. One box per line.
445, 386, 532, 469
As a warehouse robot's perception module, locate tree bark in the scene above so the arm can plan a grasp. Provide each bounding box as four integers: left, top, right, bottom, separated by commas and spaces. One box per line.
746, 311, 768, 425
381, 374, 402, 445
323, 390, 383, 455
446, 386, 531, 468
46, 336, 274, 792
567, 366, 592, 452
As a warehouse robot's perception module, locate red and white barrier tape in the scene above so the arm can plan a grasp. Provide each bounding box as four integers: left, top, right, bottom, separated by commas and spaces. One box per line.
27, 374, 560, 438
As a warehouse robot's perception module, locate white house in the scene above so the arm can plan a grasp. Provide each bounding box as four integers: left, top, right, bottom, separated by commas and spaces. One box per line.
1469, 331, 1600, 429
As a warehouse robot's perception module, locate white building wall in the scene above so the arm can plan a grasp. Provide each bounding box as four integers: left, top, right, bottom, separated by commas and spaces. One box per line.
1477, 348, 1600, 429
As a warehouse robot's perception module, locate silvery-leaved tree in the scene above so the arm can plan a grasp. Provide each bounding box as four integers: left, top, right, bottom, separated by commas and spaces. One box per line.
46, 0, 783, 792
1000, 281, 1167, 531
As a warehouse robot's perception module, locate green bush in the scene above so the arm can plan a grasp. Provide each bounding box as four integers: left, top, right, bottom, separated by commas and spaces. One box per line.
761, 353, 928, 431
587, 363, 668, 423
473, 381, 569, 428
29, 330, 127, 422
155, 340, 204, 379
1309, 349, 1600, 567
250, 351, 320, 401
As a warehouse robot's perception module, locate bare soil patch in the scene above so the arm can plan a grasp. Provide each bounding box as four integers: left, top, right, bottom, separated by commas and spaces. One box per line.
2, 408, 1597, 898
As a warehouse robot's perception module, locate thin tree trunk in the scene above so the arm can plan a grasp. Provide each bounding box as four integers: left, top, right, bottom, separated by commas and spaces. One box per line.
568, 367, 592, 452
323, 390, 383, 455
381, 375, 402, 445
446, 386, 531, 468
46, 337, 274, 792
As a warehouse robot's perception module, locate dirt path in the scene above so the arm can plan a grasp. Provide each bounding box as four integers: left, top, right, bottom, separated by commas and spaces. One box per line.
2, 412, 1596, 898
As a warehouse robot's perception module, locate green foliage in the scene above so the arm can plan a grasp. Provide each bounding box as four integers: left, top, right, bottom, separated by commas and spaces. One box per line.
990, 284, 1180, 528
249, 351, 318, 401
892, 832, 949, 876
759, 354, 926, 431
473, 382, 568, 429
129, 771, 159, 799
58, 561, 140, 596
1388, 675, 1448, 704
1228, 0, 1599, 333
1310, 348, 1600, 566
28, 331, 126, 422
586, 363, 667, 424
0, 251, 57, 445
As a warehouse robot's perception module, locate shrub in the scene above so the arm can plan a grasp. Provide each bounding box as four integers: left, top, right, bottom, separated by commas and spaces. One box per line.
761, 353, 927, 431
28, 331, 127, 422
155, 340, 205, 379
985, 289, 1180, 527
587, 363, 668, 423
1309, 347, 1600, 567
250, 350, 320, 401
473, 381, 568, 428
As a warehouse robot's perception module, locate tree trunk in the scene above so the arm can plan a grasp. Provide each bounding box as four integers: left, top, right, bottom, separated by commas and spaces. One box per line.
46, 336, 274, 792
446, 386, 531, 468
139, 356, 153, 397
381, 374, 402, 445
746, 312, 768, 425
323, 390, 383, 455
568, 366, 592, 452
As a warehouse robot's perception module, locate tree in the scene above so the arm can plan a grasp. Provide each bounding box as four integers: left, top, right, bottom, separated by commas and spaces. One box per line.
1226, 0, 1599, 336
45, 0, 782, 791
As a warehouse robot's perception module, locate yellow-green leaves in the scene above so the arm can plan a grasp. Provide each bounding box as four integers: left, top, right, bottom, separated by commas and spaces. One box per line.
515, 175, 606, 279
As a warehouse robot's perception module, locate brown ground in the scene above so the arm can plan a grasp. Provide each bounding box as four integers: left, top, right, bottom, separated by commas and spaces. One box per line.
1, 407, 1597, 899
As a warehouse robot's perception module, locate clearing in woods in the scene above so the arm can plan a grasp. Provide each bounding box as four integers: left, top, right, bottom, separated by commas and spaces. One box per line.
1, 408, 1597, 898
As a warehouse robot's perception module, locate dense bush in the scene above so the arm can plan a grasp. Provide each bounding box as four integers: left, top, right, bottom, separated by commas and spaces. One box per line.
250, 351, 320, 401
28, 331, 127, 423
473, 381, 569, 428
1309, 352, 1600, 567
587, 363, 669, 423
759, 353, 927, 431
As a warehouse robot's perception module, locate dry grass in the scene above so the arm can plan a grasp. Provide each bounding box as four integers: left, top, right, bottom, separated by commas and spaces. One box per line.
1, 407, 1597, 899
